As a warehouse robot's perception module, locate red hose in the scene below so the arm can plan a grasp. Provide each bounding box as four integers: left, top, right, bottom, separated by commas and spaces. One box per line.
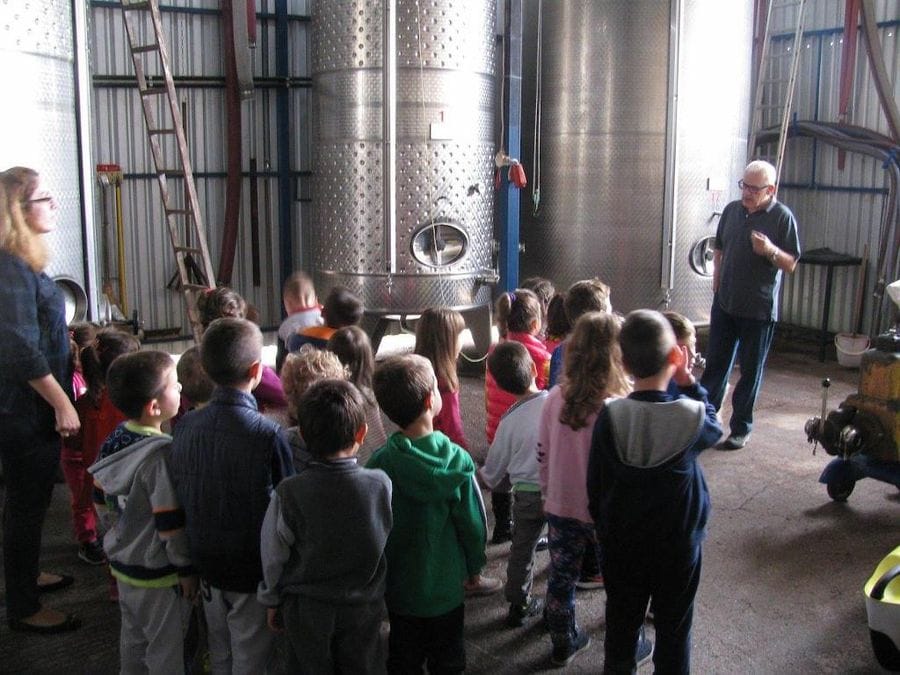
218, 0, 242, 285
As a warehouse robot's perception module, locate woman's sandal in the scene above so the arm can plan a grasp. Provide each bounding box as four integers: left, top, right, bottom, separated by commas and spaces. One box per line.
36, 573, 74, 593
8, 613, 82, 634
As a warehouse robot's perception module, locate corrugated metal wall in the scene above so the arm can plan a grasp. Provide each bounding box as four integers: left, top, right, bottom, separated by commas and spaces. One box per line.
766, 0, 899, 335
89, 0, 312, 336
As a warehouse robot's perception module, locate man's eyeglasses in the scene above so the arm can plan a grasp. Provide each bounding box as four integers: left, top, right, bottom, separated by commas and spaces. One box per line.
738, 180, 770, 194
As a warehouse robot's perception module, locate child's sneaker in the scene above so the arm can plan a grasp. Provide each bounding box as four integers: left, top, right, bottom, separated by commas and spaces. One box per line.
575, 573, 604, 590
78, 540, 107, 566
636, 628, 654, 667
506, 596, 544, 627
551, 627, 591, 667
464, 573, 503, 597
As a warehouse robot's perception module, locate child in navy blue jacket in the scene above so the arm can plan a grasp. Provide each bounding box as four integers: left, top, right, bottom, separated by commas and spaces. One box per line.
170, 318, 294, 674
587, 309, 722, 674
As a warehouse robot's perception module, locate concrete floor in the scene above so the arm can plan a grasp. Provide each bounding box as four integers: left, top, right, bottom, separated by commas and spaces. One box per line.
2, 335, 898, 673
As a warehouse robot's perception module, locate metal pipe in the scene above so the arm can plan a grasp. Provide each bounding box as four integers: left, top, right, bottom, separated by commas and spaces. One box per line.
250, 157, 260, 286
778, 182, 889, 194
383, 0, 397, 274
768, 18, 900, 41
90, 0, 310, 21
119, 170, 311, 179
661, 0, 683, 295
73, 0, 100, 321
91, 75, 311, 88
276, 0, 293, 289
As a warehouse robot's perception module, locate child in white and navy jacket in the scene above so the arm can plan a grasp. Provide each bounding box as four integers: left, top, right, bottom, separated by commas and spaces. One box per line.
90, 350, 196, 674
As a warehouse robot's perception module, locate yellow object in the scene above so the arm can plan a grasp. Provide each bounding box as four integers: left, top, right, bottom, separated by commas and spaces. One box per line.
865, 545, 900, 605
865, 545, 900, 669
846, 349, 900, 462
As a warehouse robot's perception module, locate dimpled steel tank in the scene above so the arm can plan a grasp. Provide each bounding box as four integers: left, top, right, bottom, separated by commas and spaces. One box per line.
310, 0, 496, 314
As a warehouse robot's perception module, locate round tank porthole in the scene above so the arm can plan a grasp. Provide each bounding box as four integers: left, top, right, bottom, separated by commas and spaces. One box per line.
410, 221, 469, 268
53, 276, 88, 323
689, 236, 717, 277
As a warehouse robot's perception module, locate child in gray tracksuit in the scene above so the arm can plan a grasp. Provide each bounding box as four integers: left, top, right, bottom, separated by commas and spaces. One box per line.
258, 379, 392, 674
90, 351, 197, 674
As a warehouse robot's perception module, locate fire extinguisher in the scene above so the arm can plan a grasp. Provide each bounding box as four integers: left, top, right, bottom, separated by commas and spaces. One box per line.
509, 161, 527, 188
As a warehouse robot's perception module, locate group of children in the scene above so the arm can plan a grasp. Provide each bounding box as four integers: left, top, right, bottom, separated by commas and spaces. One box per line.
479, 277, 722, 670
55, 270, 722, 674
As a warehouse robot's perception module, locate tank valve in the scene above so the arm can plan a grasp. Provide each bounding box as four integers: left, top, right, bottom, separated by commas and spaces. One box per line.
475, 270, 500, 286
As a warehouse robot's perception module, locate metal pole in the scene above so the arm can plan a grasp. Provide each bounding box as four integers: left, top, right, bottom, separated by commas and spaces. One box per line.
383, 0, 398, 274
498, 0, 522, 292
276, 0, 293, 286
661, 0, 683, 296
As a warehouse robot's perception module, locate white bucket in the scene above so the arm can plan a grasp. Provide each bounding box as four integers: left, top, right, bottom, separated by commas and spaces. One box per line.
835, 333, 870, 368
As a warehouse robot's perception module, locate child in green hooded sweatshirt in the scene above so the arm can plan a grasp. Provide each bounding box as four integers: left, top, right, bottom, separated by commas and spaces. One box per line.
367, 354, 489, 674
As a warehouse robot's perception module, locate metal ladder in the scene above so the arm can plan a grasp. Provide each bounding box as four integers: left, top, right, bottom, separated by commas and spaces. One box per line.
120, 0, 216, 341
748, 0, 808, 191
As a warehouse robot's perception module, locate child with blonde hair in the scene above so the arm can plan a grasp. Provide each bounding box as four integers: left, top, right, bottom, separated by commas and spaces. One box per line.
281, 345, 348, 471
276, 272, 322, 373
538, 312, 634, 667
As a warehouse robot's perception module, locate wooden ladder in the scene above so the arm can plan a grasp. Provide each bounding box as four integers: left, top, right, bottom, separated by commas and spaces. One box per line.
120, 0, 216, 341
748, 0, 808, 193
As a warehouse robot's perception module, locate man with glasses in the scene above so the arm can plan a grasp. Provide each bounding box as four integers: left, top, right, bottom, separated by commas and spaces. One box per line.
700, 160, 801, 450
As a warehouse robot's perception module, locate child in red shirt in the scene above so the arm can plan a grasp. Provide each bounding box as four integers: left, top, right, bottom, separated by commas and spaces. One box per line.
61, 328, 140, 564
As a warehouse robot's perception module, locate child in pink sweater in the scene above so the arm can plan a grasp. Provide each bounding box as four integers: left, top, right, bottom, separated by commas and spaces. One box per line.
537, 312, 629, 667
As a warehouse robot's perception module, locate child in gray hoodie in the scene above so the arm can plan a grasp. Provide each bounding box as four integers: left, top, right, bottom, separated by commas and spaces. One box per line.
90, 350, 197, 674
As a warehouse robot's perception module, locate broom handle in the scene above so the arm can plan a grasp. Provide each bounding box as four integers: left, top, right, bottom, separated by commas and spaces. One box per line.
853, 244, 868, 335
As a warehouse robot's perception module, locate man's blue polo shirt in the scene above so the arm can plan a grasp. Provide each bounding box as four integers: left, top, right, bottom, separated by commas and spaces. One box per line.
715, 198, 800, 322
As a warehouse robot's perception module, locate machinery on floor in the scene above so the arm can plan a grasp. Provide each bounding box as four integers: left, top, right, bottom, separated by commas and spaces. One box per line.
805, 281, 900, 501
